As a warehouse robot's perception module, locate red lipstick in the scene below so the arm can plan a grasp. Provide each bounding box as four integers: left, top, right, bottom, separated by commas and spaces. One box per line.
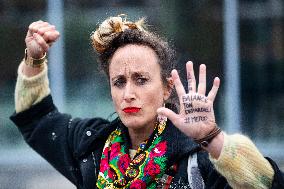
123, 107, 141, 113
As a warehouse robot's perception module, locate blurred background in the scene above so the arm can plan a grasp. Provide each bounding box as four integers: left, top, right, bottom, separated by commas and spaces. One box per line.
0, 0, 283, 188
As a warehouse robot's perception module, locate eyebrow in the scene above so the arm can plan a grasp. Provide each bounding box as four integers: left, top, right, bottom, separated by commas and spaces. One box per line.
111, 71, 150, 81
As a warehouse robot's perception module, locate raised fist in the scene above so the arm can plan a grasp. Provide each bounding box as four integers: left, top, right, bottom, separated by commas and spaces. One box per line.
25, 20, 60, 59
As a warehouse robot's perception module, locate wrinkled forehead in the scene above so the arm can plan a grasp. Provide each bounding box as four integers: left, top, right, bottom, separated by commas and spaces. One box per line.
109, 44, 159, 76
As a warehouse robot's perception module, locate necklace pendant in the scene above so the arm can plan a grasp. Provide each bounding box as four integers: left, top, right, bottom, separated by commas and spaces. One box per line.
132, 153, 146, 164
126, 167, 139, 178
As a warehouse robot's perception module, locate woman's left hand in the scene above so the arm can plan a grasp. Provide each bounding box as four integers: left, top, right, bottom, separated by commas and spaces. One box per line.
157, 61, 220, 141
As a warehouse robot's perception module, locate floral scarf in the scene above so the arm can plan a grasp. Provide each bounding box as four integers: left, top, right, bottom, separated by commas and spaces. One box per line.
96, 118, 168, 189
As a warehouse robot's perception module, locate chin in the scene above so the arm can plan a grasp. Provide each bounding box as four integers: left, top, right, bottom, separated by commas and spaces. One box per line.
121, 118, 145, 129
117, 110, 157, 130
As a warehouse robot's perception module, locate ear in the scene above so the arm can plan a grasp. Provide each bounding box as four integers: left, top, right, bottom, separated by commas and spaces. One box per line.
163, 77, 174, 101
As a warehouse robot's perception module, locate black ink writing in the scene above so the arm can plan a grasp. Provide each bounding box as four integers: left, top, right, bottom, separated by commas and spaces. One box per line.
182, 94, 207, 103
183, 102, 193, 109
185, 107, 211, 114
184, 116, 208, 124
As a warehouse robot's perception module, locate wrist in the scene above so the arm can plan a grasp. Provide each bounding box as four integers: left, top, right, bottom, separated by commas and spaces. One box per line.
203, 131, 224, 159
194, 126, 222, 147
24, 48, 46, 68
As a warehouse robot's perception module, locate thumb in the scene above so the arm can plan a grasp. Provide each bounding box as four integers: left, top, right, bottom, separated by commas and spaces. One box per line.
157, 107, 179, 125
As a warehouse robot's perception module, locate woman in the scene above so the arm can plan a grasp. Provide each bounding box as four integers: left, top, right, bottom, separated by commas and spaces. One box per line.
11, 16, 283, 189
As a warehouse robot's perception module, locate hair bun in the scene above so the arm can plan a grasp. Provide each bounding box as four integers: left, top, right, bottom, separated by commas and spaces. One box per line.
91, 16, 146, 53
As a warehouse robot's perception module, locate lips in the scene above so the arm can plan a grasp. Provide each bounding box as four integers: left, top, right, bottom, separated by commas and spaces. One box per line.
123, 107, 141, 113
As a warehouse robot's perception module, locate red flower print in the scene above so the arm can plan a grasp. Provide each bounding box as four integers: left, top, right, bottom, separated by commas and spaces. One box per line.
144, 160, 160, 178
102, 147, 109, 157
150, 141, 167, 158
108, 169, 117, 180
110, 142, 121, 160
99, 157, 109, 173
117, 154, 130, 174
99, 147, 110, 173
130, 179, 146, 189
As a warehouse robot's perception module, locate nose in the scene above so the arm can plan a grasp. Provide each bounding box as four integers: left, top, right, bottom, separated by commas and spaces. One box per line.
123, 82, 136, 102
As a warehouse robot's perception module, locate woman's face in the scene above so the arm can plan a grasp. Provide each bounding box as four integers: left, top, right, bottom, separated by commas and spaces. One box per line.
109, 44, 171, 130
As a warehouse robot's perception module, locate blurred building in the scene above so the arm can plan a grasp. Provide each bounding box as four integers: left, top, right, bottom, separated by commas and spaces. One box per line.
0, 0, 283, 188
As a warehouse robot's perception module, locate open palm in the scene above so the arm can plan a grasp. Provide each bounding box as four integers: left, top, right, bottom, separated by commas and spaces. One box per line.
158, 61, 220, 140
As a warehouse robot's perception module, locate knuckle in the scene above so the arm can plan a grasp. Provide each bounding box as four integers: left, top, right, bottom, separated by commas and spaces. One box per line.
42, 32, 48, 38
38, 28, 44, 33
45, 31, 53, 38
28, 25, 35, 31
30, 21, 37, 26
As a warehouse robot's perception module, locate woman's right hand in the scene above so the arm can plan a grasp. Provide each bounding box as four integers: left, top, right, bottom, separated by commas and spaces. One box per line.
22, 21, 60, 77
25, 20, 60, 59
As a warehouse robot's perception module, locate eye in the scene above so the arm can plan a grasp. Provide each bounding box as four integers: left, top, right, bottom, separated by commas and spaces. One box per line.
113, 78, 126, 88
136, 77, 148, 85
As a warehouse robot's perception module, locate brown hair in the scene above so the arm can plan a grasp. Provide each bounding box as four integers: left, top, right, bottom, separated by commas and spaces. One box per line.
90, 16, 176, 86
